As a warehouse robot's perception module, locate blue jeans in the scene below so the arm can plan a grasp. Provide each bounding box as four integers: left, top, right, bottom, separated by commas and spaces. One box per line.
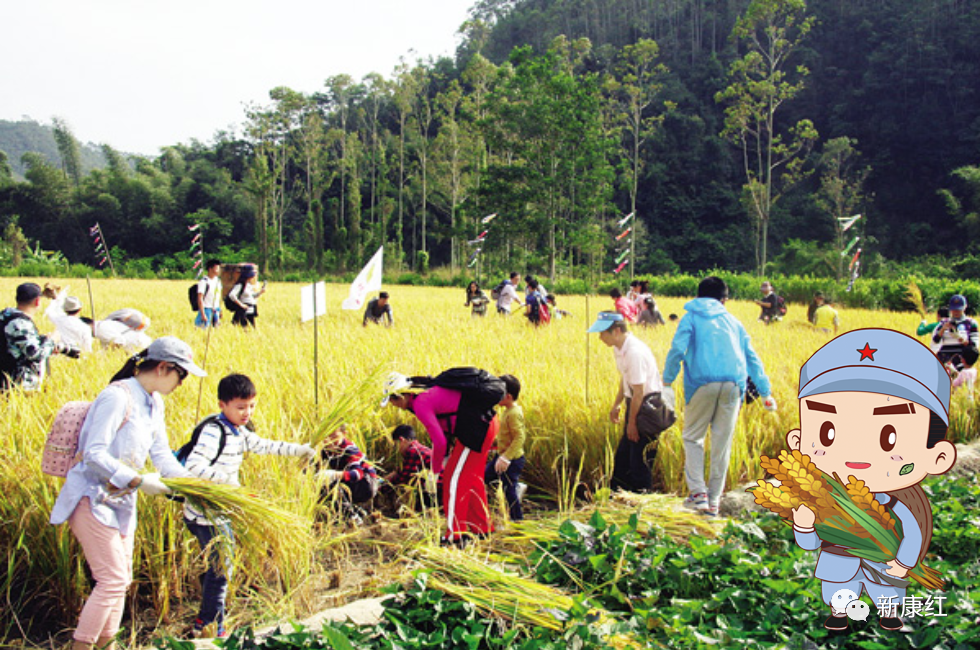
195, 308, 220, 328
484, 454, 526, 521
185, 519, 234, 633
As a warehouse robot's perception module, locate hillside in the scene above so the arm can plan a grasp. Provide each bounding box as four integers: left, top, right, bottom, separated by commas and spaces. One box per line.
0, 118, 108, 178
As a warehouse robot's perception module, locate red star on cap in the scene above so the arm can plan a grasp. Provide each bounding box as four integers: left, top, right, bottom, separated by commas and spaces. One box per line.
857, 343, 877, 361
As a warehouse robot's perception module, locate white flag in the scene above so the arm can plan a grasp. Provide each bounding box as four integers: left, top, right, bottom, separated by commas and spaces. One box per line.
301, 282, 327, 322
342, 246, 384, 310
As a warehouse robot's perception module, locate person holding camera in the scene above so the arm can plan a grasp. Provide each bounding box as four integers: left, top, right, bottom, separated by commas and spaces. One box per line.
1, 282, 78, 391
932, 295, 979, 387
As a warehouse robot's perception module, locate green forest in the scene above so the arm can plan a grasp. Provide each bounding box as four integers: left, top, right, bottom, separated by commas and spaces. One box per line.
1, 0, 979, 282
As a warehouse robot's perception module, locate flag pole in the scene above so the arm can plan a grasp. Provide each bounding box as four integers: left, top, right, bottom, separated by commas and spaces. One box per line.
585, 293, 590, 406
313, 280, 319, 408
195, 318, 213, 423
85, 276, 96, 321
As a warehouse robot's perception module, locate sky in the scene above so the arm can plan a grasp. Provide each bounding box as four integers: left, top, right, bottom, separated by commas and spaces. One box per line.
1, 0, 474, 155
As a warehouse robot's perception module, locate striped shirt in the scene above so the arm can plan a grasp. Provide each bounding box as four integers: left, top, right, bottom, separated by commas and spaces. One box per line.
183, 413, 306, 526
319, 436, 377, 483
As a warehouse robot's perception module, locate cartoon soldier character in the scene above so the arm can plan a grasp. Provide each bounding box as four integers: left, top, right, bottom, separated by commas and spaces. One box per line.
787, 328, 956, 632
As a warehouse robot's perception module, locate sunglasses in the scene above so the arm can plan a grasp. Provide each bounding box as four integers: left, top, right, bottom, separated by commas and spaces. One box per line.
170, 364, 189, 383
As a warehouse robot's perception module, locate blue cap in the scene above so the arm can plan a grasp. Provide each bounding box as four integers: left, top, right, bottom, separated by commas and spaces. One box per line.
948, 294, 967, 310
798, 328, 950, 424
587, 311, 624, 333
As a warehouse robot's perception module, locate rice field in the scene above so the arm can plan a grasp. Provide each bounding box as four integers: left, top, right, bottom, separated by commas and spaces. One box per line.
1, 276, 976, 645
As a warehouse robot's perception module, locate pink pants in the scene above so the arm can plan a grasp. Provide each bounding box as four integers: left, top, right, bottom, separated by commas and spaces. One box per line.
68, 498, 135, 644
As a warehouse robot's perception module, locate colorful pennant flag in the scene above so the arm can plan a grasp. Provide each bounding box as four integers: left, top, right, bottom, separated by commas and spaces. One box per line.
846, 252, 862, 292
838, 214, 862, 232
615, 227, 632, 241
617, 212, 635, 227
615, 249, 630, 264
188, 223, 200, 231
840, 236, 860, 257
613, 260, 629, 274
481, 213, 497, 224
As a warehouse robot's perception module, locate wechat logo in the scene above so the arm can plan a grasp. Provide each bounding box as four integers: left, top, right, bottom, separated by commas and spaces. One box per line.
831, 588, 870, 621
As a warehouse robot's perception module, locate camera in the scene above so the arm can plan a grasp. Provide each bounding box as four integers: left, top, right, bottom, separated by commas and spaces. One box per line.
57, 342, 82, 359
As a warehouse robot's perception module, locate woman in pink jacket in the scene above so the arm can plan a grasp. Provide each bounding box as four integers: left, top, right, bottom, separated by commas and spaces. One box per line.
383, 372, 499, 545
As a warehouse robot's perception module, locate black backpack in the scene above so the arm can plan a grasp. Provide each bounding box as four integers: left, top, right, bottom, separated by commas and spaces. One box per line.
190, 280, 217, 312
224, 281, 246, 312
411, 367, 506, 452
490, 281, 507, 301
776, 295, 788, 317
0, 310, 30, 390
175, 415, 231, 466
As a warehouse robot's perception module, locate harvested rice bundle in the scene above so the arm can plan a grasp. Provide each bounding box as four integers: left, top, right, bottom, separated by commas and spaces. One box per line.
750, 450, 944, 590
416, 547, 641, 649
162, 477, 310, 564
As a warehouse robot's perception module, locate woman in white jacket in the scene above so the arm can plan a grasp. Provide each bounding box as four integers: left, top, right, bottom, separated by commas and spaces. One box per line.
49, 336, 206, 650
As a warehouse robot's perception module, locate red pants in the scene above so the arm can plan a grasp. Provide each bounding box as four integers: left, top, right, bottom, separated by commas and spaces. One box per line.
442, 416, 498, 540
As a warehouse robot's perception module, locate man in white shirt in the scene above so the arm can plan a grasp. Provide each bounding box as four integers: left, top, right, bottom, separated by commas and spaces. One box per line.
196, 259, 223, 328
80, 316, 153, 353
45, 290, 93, 353
496, 272, 523, 315
589, 311, 675, 492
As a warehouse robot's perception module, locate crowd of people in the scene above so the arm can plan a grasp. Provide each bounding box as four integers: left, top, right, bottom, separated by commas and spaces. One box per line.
3, 270, 972, 645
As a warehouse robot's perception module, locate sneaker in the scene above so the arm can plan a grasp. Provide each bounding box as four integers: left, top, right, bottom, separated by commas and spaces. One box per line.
824, 613, 849, 631
879, 616, 904, 631
515, 482, 528, 502
704, 505, 719, 517
683, 492, 709, 512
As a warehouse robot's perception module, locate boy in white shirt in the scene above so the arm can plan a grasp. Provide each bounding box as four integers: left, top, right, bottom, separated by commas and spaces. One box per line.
179, 373, 315, 637
196, 259, 223, 328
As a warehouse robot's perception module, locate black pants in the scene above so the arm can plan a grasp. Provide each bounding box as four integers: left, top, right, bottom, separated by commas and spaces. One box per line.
232, 305, 257, 328
484, 454, 527, 521
611, 394, 674, 493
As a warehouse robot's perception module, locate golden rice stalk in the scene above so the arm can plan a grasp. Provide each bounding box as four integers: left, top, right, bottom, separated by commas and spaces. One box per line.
310, 365, 385, 447
904, 280, 928, 319
760, 455, 788, 482
845, 476, 896, 531
162, 477, 311, 562
751, 480, 802, 519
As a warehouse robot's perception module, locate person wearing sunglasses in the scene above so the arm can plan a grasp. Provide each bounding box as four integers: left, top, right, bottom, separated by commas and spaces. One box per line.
50, 336, 206, 650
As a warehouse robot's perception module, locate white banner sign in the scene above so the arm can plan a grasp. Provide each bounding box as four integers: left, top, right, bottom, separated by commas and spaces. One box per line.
301, 282, 327, 322
342, 246, 384, 310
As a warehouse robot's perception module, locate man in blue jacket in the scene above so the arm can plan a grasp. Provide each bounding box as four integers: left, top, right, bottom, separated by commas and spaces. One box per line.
663, 276, 775, 516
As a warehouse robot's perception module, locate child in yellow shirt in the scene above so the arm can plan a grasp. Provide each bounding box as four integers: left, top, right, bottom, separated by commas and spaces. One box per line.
483, 374, 527, 521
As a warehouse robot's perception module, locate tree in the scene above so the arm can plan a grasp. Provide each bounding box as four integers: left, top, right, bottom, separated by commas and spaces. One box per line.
51, 117, 83, 187
815, 137, 869, 279
716, 0, 818, 275
392, 61, 417, 266
610, 38, 669, 278
245, 89, 298, 272
483, 38, 614, 281
410, 64, 434, 262
939, 165, 980, 252
432, 80, 477, 272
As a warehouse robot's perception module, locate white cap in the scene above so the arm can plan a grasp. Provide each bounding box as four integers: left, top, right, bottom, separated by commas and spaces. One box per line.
380, 372, 413, 407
